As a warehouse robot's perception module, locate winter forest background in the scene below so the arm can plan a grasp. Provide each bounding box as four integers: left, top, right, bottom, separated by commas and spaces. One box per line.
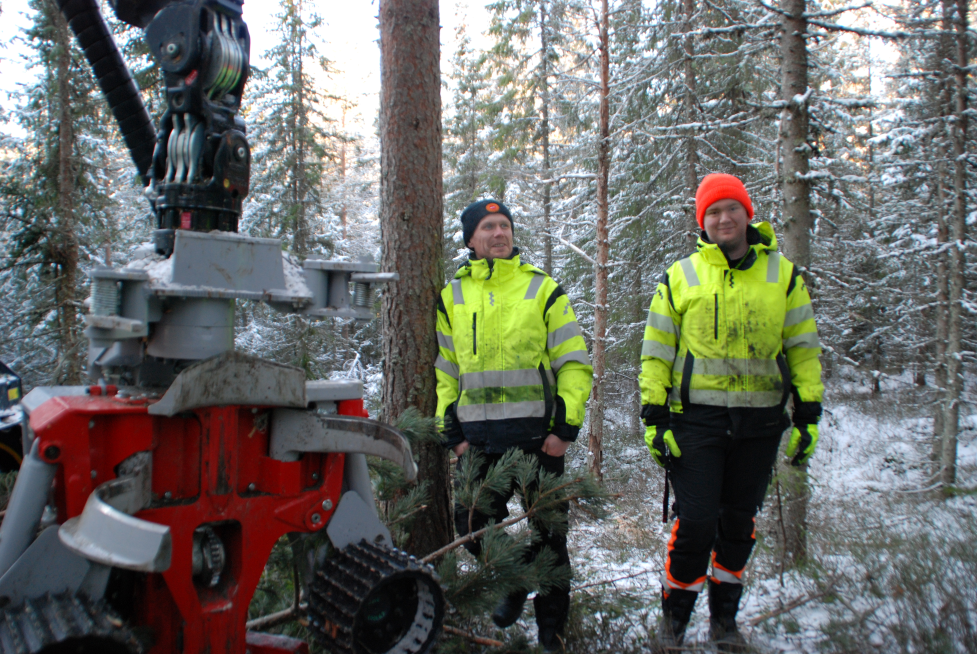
0, 0, 976, 651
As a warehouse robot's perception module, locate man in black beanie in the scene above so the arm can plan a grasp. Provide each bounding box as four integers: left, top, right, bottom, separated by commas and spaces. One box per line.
434, 199, 593, 651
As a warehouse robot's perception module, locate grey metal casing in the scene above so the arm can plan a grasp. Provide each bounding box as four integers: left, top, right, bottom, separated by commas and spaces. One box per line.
148, 351, 307, 416
326, 490, 392, 551
269, 409, 418, 482
85, 231, 395, 372
0, 527, 110, 606
0, 440, 58, 579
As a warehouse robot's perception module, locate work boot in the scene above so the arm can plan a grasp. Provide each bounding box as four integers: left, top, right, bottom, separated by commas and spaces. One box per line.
655, 587, 698, 650
491, 590, 529, 628
708, 581, 749, 653
534, 593, 568, 652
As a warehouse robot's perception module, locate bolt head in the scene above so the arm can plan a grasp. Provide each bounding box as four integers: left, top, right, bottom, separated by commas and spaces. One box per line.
43, 445, 60, 460
164, 491, 173, 500
234, 145, 247, 160
165, 42, 180, 56
311, 472, 319, 480
91, 470, 97, 479
247, 483, 256, 491
310, 513, 322, 525
322, 499, 333, 511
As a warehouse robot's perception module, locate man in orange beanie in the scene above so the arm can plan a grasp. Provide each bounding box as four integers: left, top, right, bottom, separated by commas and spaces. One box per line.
639, 173, 823, 651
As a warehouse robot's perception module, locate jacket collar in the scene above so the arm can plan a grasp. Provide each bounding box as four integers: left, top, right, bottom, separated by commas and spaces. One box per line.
456, 247, 521, 281
696, 222, 778, 269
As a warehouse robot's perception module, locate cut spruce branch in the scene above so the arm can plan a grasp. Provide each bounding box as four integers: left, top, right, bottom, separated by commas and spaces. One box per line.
747, 576, 842, 626
442, 625, 504, 648
246, 605, 301, 631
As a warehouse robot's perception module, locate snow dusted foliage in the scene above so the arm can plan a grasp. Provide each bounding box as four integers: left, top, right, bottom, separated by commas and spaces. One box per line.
437, 0, 975, 647
236, 0, 381, 380
242, 0, 340, 258
0, 0, 150, 388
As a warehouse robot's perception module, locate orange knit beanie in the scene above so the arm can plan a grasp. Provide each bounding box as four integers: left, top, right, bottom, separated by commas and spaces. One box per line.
695, 173, 754, 228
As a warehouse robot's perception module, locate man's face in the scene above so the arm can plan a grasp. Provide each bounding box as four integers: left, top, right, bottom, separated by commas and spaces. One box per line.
468, 213, 513, 261
702, 199, 749, 258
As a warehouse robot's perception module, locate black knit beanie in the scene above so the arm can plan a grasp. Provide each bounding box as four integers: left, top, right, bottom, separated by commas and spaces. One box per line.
460, 199, 513, 248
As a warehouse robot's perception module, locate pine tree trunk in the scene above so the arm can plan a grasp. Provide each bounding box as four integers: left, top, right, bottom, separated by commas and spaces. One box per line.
540, 0, 553, 276
777, 0, 812, 565
52, 2, 81, 385
939, 0, 971, 487
682, 0, 700, 241
292, 5, 309, 257
378, 0, 452, 555
587, 0, 610, 482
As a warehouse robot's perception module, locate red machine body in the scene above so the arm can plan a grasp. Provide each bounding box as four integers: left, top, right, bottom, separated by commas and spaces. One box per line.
29, 387, 369, 654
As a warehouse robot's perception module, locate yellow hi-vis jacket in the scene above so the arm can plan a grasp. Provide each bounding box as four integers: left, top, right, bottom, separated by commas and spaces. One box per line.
639, 222, 823, 424
435, 251, 593, 452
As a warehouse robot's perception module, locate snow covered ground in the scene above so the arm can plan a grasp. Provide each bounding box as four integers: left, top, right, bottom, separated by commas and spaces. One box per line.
549, 371, 978, 653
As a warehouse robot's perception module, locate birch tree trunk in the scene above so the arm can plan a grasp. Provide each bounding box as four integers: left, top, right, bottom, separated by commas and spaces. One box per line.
777, 0, 812, 565
53, 3, 82, 385
379, 0, 452, 554
587, 0, 610, 482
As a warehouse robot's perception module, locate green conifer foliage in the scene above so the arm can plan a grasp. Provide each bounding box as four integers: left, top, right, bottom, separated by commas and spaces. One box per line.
0, 0, 117, 387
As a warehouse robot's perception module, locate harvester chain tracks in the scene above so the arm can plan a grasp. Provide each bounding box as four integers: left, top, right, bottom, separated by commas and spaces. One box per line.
306, 540, 444, 654
0, 592, 143, 654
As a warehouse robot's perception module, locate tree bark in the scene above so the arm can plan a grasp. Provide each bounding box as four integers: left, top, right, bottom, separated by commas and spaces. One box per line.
682, 0, 700, 241
540, 0, 553, 276
587, 0, 610, 482
939, 0, 971, 487
932, 160, 948, 462
777, 0, 812, 565
291, 1, 309, 257
378, 0, 452, 555
52, 2, 81, 385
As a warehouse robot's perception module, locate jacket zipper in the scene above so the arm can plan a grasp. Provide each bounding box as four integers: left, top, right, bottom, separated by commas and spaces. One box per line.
472, 313, 477, 355
714, 294, 718, 340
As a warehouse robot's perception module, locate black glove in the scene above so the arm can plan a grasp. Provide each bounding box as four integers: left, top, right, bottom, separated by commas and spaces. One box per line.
788, 401, 822, 466
641, 403, 670, 429
792, 401, 822, 428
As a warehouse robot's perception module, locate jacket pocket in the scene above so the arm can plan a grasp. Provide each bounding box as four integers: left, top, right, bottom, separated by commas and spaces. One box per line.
680, 351, 695, 409
714, 294, 718, 340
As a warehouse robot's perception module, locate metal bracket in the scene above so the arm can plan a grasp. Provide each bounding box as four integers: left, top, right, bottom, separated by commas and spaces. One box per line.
148, 351, 307, 416
269, 410, 418, 482
325, 490, 392, 551
59, 455, 171, 572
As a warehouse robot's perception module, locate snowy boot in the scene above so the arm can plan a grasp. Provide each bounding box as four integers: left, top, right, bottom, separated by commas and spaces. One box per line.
655, 588, 698, 651
491, 590, 529, 628
708, 581, 749, 653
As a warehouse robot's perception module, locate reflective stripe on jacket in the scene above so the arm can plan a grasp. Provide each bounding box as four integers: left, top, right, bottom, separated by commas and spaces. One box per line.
435, 251, 593, 452
639, 222, 823, 416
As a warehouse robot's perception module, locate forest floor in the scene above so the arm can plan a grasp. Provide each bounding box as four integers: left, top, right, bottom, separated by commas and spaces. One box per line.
447, 370, 977, 654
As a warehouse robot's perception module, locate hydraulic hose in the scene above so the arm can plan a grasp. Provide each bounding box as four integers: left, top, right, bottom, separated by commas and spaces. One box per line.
56, 0, 156, 185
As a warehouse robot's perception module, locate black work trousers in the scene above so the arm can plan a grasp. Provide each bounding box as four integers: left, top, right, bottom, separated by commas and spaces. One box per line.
453, 449, 570, 628
664, 429, 781, 590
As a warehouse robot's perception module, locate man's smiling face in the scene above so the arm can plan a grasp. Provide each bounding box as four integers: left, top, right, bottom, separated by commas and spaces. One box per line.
467, 213, 513, 262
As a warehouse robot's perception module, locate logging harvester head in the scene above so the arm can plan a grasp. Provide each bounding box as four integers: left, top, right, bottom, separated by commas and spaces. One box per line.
0, 2, 445, 653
